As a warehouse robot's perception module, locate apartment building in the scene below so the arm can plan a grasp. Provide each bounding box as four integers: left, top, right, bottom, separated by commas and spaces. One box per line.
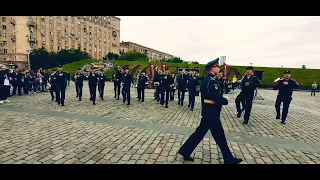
0, 16, 120, 69
120, 41, 174, 61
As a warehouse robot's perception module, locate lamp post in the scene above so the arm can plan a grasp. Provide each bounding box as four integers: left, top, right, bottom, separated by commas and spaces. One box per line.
250, 63, 253, 67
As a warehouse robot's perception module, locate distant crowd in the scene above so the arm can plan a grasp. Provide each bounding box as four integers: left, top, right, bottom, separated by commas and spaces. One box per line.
0, 64, 71, 104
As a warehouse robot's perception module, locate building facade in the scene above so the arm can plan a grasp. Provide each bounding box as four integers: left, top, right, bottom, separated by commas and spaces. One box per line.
120, 41, 174, 61
0, 16, 120, 69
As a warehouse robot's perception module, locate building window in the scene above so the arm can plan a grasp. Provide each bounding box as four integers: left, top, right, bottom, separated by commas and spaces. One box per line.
3, 49, 7, 53
2, 25, 6, 30
58, 26, 61, 30
2, 33, 6, 38
50, 39, 54, 43
2, 17, 6, 22
30, 43, 34, 48
58, 46, 61, 51
2, 41, 7, 46
50, 46, 54, 50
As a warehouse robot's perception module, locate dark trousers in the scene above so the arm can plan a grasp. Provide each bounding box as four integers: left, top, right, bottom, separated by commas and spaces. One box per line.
137, 87, 145, 101
242, 93, 254, 121
55, 87, 66, 105
41, 81, 46, 92
235, 93, 246, 113
12, 83, 22, 96
179, 109, 234, 162
114, 82, 120, 99
160, 88, 170, 106
75, 83, 83, 100
122, 86, 131, 104
89, 84, 97, 103
188, 89, 196, 109
0, 85, 10, 100
98, 83, 105, 99
311, 89, 316, 96
49, 86, 56, 100
275, 95, 292, 122
155, 85, 161, 101
170, 89, 175, 100
178, 88, 185, 105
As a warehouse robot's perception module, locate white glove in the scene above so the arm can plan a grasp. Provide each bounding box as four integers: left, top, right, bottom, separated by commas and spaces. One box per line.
224, 96, 230, 101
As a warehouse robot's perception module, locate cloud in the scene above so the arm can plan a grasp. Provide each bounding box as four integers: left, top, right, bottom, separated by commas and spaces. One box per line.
117, 16, 320, 68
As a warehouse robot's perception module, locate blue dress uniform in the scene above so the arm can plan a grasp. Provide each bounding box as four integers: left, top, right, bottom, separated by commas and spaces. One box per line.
54, 65, 68, 106
87, 71, 99, 105
177, 71, 187, 106
160, 67, 174, 108
74, 68, 85, 101
178, 58, 242, 164
236, 66, 261, 124
187, 69, 200, 111
274, 71, 298, 124
98, 72, 107, 100
122, 67, 133, 105
112, 68, 122, 100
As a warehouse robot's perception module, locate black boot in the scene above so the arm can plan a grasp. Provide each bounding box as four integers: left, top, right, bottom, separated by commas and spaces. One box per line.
224, 158, 243, 164
177, 151, 194, 162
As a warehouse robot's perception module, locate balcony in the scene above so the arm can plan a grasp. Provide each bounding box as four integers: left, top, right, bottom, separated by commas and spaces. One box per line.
28, 37, 36, 43
11, 34, 16, 41
27, 21, 36, 27
112, 31, 117, 37
10, 19, 16, 25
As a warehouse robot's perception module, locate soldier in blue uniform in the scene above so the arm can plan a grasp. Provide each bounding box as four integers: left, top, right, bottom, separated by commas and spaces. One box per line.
177, 69, 187, 106
98, 70, 107, 100
177, 58, 242, 164
274, 71, 298, 124
122, 67, 133, 105
54, 65, 68, 106
160, 67, 174, 108
74, 67, 85, 101
236, 66, 260, 124
112, 67, 122, 100
87, 68, 99, 105
187, 68, 199, 111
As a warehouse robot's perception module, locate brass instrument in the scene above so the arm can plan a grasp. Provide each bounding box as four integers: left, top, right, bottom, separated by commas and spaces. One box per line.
273, 77, 284, 83
117, 66, 123, 72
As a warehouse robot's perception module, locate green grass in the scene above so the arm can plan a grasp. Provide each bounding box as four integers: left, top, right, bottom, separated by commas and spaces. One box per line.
61, 59, 320, 89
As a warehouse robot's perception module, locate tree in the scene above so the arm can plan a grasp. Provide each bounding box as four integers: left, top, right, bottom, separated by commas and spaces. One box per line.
163, 57, 184, 63
302, 65, 306, 69
192, 61, 199, 64
30, 48, 91, 70
120, 51, 149, 61
104, 52, 120, 60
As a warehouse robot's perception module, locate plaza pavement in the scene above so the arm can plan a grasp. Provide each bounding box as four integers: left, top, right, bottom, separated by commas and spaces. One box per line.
0, 82, 320, 164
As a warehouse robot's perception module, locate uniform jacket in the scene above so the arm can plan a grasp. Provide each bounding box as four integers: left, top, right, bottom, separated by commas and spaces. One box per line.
54, 71, 67, 89
241, 75, 261, 94
276, 79, 298, 98
87, 72, 99, 86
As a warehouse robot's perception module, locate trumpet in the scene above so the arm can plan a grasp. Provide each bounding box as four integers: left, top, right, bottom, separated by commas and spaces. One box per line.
155, 66, 163, 74
117, 66, 123, 72
273, 77, 283, 83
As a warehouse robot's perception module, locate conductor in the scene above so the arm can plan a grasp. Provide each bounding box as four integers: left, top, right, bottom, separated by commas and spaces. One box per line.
177, 58, 242, 164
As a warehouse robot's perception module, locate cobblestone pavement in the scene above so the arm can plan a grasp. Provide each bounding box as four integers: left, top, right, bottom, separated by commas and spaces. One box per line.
1, 82, 320, 164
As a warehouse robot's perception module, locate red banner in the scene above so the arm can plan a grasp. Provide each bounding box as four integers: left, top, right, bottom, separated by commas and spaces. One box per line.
161, 63, 166, 72
223, 63, 227, 79
149, 63, 155, 81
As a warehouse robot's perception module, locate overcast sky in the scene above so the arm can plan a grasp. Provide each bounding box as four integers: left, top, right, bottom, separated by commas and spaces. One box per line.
117, 16, 320, 68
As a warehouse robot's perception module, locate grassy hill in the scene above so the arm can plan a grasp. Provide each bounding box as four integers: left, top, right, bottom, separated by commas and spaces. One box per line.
62, 59, 320, 89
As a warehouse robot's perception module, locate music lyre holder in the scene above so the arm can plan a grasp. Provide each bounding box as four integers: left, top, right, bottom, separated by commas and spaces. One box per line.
254, 88, 264, 100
